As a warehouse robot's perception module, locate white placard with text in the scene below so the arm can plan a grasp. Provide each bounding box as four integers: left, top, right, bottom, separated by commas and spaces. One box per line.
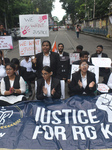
19, 14, 49, 37
0, 36, 13, 50
69, 53, 80, 64
19, 39, 41, 56
92, 57, 111, 68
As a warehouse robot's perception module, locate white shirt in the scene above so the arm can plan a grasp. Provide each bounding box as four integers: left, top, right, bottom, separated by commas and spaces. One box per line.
0, 65, 6, 82
1, 76, 26, 95
20, 58, 35, 72
107, 73, 112, 89
45, 78, 51, 97
81, 74, 87, 89
97, 53, 102, 58
43, 53, 50, 67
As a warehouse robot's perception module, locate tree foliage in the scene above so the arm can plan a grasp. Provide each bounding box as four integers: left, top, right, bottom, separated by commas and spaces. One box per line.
59, 0, 112, 24
0, 0, 55, 28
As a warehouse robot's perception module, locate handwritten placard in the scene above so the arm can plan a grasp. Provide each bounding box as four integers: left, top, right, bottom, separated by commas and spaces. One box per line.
71, 64, 99, 83
92, 57, 111, 68
0, 36, 13, 50
69, 53, 80, 64
19, 14, 49, 37
19, 39, 41, 56
97, 83, 109, 93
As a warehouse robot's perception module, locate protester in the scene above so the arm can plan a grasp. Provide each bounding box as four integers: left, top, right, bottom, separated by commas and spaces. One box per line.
32, 40, 61, 79
90, 45, 110, 77
58, 43, 70, 82
20, 56, 35, 72
0, 23, 9, 36
69, 60, 96, 96
73, 51, 93, 65
73, 45, 83, 53
0, 63, 26, 106
36, 66, 61, 101
0, 57, 6, 93
0, 50, 10, 65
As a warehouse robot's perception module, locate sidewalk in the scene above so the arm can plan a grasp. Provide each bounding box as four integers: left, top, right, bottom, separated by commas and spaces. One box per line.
81, 31, 112, 42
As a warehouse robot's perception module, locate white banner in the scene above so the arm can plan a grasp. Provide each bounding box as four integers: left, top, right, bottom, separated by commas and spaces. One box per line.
92, 57, 111, 68
71, 64, 99, 83
0, 36, 13, 50
19, 14, 49, 37
19, 39, 41, 56
69, 53, 80, 64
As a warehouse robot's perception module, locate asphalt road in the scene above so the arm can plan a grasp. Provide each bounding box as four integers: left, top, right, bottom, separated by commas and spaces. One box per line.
6, 28, 112, 99
6, 28, 112, 60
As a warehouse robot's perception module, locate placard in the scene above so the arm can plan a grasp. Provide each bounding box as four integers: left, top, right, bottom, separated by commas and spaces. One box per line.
19, 14, 49, 37
71, 64, 99, 83
69, 53, 80, 64
0, 36, 13, 49
19, 39, 41, 56
92, 57, 111, 68
97, 83, 109, 93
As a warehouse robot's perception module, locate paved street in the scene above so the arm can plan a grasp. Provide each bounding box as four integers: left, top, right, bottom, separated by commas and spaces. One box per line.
6, 29, 112, 99
7, 29, 112, 60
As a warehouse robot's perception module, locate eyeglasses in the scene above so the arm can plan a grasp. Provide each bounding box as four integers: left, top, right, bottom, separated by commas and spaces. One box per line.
81, 64, 88, 67
41, 73, 48, 76
6, 68, 13, 71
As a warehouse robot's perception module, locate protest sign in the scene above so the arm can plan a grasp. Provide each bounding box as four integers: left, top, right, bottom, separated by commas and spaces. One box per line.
71, 64, 99, 83
19, 14, 49, 37
97, 83, 109, 93
69, 53, 80, 64
92, 57, 111, 68
1, 94, 112, 149
0, 36, 13, 50
19, 39, 41, 56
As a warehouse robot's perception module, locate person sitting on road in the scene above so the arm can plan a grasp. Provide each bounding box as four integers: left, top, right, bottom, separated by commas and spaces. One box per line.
0, 57, 6, 94
68, 60, 96, 96
0, 63, 26, 106
90, 45, 110, 77
73, 45, 83, 53
73, 51, 93, 65
20, 56, 36, 72
36, 66, 61, 102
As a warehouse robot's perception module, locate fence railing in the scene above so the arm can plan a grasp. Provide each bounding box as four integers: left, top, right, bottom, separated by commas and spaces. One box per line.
82, 27, 108, 36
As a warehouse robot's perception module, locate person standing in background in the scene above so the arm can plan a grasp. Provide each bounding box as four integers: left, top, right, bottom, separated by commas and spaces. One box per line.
76, 25, 81, 38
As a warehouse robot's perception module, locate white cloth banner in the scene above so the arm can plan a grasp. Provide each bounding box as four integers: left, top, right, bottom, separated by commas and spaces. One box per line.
92, 57, 111, 68
0, 36, 13, 50
71, 64, 99, 84
19, 14, 49, 37
19, 39, 41, 56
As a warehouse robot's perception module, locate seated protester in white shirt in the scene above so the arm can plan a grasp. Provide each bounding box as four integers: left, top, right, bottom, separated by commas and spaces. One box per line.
0, 63, 26, 106
0, 57, 6, 93
102, 73, 112, 93
68, 60, 96, 96
36, 66, 61, 101
20, 56, 35, 72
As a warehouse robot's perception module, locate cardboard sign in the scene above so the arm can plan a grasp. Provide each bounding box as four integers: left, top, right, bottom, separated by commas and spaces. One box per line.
92, 57, 111, 68
0, 36, 13, 49
97, 83, 109, 93
19, 14, 49, 37
71, 64, 99, 83
19, 39, 41, 56
69, 53, 80, 64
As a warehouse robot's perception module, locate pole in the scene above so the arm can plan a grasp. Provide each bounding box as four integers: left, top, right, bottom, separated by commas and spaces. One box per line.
93, 0, 95, 18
